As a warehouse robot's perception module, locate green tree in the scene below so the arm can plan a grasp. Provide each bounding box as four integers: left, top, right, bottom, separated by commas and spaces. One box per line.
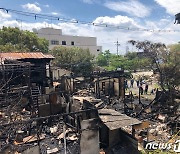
0, 27, 49, 53
96, 50, 152, 72
128, 40, 180, 103
50, 46, 94, 75
169, 43, 180, 53
125, 52, 137, 60
165, 44, 180, 90
109, 54, 127, 70
96, 50, 111, 66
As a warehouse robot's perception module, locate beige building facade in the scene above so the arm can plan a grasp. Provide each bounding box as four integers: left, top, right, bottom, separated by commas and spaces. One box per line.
36, 28, 102, 56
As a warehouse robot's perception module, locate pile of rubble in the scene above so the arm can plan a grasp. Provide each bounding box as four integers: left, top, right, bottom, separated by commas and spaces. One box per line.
1, 120, 80, 154
0, 69, 179, 154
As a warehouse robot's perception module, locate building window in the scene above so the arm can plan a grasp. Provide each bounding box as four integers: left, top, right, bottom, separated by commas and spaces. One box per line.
51, 40, 59, 45
62, 41, 66, 45
71, 41, 74, 45
97, 49, 100, 52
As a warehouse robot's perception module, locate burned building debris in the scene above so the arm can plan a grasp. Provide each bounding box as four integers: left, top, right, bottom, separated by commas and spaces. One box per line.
0, 52, 54, 86
0, 53, 179, 154
98, 109, 141, 154
0, 52, 55, 118
93, 70, 125, 99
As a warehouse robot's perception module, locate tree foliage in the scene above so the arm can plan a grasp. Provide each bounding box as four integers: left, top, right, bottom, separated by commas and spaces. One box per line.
128, 40, 180, 99
166, 43, 180, 90
96, 50, 111, 66
0, 27, 49, 53
96, 50, 151, 71
50, 46, 94, 76
125, 52, 137, 60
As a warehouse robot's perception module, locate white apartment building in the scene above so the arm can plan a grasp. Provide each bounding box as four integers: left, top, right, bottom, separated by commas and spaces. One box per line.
36, 28, 102, 56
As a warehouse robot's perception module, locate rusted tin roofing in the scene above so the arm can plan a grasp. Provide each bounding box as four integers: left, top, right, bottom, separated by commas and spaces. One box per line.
0, 52, 54, 60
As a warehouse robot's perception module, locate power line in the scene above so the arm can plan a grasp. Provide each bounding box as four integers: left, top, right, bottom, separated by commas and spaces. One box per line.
0, 8, 180, 33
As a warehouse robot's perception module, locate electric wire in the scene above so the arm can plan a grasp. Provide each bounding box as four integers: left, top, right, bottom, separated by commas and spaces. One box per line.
0, 8, 179, 33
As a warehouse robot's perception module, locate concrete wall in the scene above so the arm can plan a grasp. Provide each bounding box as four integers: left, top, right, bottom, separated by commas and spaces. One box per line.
114, 77, 125, 99
80, 118, 99, 154
37, 28, 102, 56
109, 129, 121, 148
38, 28, 62, 35
52, 68, 71, 80
39, 103, 62, 117
95, 77, 124, 98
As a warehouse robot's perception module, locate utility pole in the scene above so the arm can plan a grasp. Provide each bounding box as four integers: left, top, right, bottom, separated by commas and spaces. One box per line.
16, 19, 23, 51
126, 45, 129, 54
114, 39, 120, 55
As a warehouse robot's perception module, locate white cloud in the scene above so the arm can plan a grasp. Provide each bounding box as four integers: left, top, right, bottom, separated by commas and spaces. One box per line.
82, 0, 102, 4
82, 0, 95, 4
93, 15, 140, 28
44, 4, 49, 8
0, 10, 11, 19
0, 15, 179, 54
104, 0, 151, 18
0, 20, 46, 31
82, 0, 93, 4
154, 0, 180, 15
145, 21, 158, 29
22, 3, 41, 13
34, 2, 39, 6
51, 12, 59, 15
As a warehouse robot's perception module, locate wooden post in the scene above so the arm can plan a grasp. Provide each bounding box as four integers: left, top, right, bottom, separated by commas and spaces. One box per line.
63, 124, 67, 154
139, 87, 141, 104
132, 128, 135, 137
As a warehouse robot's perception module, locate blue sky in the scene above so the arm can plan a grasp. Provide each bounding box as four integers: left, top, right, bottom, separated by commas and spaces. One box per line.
0, 0, 180, 54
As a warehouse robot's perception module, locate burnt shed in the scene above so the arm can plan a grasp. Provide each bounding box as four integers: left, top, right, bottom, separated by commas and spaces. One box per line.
0, 52, 54, 90
98, 109, 141, 154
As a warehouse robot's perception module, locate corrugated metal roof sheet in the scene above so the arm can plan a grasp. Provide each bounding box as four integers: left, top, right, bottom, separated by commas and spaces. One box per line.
99, 109, 141, 130
0, 52, 54, 60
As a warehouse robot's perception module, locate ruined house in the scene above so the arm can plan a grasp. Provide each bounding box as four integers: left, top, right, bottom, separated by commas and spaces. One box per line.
0, 52, 55, 116
1, 52, 171, 154
0, 52, 54, 92
93, 70, 125, 99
